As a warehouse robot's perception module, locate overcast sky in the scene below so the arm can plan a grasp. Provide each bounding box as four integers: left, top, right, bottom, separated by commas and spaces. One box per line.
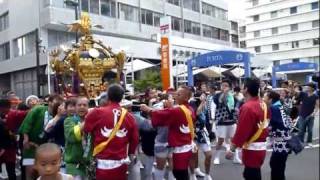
225, 0, 246, 20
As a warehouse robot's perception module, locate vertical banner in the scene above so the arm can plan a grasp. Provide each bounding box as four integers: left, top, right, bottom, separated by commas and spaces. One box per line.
161, 37, 170, 90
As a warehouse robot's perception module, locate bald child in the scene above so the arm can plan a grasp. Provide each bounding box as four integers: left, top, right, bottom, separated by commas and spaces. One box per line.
35, 143, 73, 180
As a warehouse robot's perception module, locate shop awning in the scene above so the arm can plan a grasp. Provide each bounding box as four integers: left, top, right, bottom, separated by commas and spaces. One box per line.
124, 59, 156, 73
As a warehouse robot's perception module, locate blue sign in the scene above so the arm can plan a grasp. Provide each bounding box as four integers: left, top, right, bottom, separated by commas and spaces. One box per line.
187, 50, 251, 86
272, 62, 318, 87
274, 62, 318, 72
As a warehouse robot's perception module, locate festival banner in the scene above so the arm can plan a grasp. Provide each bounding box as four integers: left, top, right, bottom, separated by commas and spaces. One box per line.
161, 37, 170, 90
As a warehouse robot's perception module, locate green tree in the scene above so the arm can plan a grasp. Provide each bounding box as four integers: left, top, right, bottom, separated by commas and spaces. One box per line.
133, 70, 162, 92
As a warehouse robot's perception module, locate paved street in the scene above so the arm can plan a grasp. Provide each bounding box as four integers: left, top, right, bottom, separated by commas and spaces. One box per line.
201, 146, 319, 180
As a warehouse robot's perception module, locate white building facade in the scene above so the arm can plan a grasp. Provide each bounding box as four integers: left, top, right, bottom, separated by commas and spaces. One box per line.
0, 0, 234, 98
243, 0, 319, 67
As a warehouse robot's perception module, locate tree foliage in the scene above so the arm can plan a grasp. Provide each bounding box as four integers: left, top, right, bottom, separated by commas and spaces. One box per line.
133, 70, 162, 92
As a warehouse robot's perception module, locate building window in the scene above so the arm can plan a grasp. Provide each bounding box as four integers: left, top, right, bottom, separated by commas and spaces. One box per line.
202, 2, 215, 17
272, 44, 279, 51
312, 20, 319, 27
90, 0, 100, 14
216, 7, 228, 20
231, 22, 238, 31
202, 2, 227, 20
13, 32, 36, 57
290, 24, 298, 31
254, 30, 260, 37
253, 15, 259, 22
292, 58, 299, 63
313, 38, 319, 45
291, 41, 299, 48
240, 41, 246, 48
153, 13, 162, 27
254, 46, 261, 53
0, 12, 9, 32
273, 60, 280, 66
101, 0, 116, 17
271, 27, 278, 34
203, 24, 213, 38
231, 34, 239, 43
141, 9, 153, 25
184, 20, 200, 35
213, 27, 220, 39
48, 30, 76, 47
0, 42, 10, 61
80, 0, 89, 12
183, 0, 200, 12
311, 2, 319, 10
252, 0, 259, 6
171, 16, 182, 31
290, 6, 297, 14
167, 0, 180, 6
270, 11, 277, 18
220, 29, 229, 41
119, 3, 139, 22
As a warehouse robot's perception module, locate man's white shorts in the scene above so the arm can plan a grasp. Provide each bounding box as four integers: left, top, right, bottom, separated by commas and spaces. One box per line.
197, 143, 211, 152
216, 124, 236, 139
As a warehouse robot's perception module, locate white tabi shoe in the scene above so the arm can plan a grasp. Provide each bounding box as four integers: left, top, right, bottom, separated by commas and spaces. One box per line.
233, 156, 242, 164
194, 168, 205, 177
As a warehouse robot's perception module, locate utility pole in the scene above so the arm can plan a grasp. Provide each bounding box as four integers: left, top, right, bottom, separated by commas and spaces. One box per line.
35, 28, 41, 96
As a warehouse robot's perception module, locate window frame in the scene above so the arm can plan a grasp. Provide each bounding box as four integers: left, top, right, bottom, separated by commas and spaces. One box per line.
312, 20, 319, 28
290, 24, 298, 31
254, 46, 261, 53
311, 2, 319, 10
254, 30, 260, 37
171, 16, 182, 32
290, 6, 297, 14
253, 15, 259, 22
0, 42, 10, 61
100, 0, 116, 17
272, 44, 279, 51
119, 3, 139, 22
270, 11, 278, 18
313, 38, 319, 46
167, 0, 180, 6
0, 11, 9, 32
291, 41, 299, 48
271, 27, 278, 35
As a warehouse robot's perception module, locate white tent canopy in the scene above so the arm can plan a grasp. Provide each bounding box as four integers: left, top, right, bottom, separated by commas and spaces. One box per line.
124, 59, 156, 73
176, 66, 227, 77
230, 67, 245, 77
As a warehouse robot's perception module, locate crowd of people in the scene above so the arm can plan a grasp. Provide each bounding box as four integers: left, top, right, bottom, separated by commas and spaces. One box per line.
0, 78, 319, 180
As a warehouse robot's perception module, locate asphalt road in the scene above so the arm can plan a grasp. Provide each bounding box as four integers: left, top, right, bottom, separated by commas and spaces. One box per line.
201, 146, 319, 180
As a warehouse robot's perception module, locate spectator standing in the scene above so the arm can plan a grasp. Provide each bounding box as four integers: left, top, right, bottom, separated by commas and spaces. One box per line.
264, 91, 292, 180
298, 83, 319, 147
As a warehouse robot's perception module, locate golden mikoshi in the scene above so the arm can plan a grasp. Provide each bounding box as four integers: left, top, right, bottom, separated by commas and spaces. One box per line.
49, 12, 126, 98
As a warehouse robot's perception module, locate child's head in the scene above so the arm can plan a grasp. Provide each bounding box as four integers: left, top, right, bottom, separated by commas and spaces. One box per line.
65, 98, 77, 116
35, 143, 62, 178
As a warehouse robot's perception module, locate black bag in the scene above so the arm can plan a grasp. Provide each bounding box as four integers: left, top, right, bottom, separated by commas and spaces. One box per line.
287, 132, 304, 154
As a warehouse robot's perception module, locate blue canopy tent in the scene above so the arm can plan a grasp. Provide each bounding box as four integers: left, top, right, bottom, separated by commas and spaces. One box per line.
187, 50, 251, 86
272, 62, 318, 87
